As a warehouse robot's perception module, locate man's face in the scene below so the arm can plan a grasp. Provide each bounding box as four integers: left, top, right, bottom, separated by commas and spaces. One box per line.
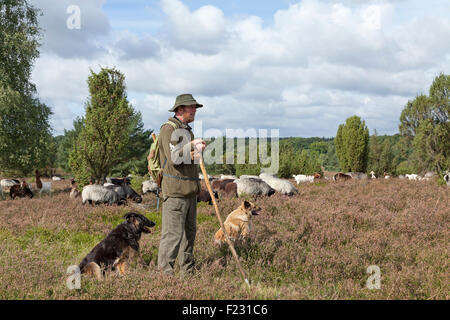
178, 105, 197, 123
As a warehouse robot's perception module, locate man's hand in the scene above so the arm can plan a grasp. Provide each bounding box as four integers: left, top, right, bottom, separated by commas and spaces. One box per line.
191, 138, 206, 152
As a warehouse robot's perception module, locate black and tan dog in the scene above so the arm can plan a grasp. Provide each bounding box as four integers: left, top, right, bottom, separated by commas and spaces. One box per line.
214, 201, 261, 245
79, 212, 156, 280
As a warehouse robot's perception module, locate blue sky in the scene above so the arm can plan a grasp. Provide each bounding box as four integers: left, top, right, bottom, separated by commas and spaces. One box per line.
29, 0, 450, 137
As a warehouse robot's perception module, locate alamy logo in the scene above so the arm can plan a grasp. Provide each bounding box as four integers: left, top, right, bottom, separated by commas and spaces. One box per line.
66, 5, 81, 30
366, 265, 381, 290
66, 265, 81, 290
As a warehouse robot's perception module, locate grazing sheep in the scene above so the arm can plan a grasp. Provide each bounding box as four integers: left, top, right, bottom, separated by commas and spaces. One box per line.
223, 182, 238, 198
142, 180, 159, 195
35, 170, 52, 196
1, 179, 19, 198
104, 178, 142, 203
81, 184, 123, 205
211, 179, 235, 192
346, 172, 368, 180
370, 171, 376, 179
405, 174, 420, 181
70, 179, 79, 199
259, 173, 298, 196
333, 173, 352, 181
234, 178, 275, 197
444, 171, 450, 186
424, 172, 437, 178
10, 180, 33, 199
197, 189, 219, 205
292, 174, 314, 184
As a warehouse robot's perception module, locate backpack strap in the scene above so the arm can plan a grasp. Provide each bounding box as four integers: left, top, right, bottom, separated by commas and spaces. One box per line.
160, 119, 199, 181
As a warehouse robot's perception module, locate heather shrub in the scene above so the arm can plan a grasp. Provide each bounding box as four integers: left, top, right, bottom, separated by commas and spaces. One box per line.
0, 179, 447, 299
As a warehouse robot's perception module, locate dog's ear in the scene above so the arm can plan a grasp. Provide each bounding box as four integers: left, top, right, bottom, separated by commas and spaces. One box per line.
123, 212, 137, 222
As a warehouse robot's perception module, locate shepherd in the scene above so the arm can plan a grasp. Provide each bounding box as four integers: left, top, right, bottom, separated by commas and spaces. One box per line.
157, 93, 206, 277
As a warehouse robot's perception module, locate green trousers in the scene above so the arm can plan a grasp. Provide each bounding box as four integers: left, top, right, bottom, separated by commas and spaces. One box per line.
157, 196, 197, 276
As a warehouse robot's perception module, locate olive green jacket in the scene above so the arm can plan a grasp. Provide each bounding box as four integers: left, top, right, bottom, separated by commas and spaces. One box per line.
159, 117, 201, 198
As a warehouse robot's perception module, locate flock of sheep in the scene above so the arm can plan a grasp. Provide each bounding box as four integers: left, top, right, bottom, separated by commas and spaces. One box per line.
1, 169, 449, 204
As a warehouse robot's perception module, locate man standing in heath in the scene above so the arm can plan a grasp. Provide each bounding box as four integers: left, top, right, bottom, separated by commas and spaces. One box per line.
157, 93, 206, 277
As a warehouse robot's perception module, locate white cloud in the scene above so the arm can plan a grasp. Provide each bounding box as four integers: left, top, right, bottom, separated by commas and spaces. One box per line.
30, 0, 450, 137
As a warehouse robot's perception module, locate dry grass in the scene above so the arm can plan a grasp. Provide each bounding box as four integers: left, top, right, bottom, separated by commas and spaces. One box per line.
0, 178, 448, 299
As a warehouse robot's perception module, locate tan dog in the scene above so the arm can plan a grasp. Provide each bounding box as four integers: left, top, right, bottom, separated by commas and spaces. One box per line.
214, 201, 261, 245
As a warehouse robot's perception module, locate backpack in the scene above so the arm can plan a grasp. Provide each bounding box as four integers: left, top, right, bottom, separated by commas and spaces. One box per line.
147, 120, 179, 184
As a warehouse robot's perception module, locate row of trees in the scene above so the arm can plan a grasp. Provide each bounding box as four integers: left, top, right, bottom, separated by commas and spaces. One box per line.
333, 74, 449, 176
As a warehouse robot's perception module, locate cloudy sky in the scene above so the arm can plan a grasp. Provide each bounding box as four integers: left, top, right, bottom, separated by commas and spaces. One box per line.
29, 0, 450, 138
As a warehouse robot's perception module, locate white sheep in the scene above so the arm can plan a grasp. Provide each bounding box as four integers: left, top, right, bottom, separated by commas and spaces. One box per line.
370, 171, 376, 179
1, 179, 19, 199
346, 172, 368, 180
52, 176, 62, 181
292, 174, 314, 184
234, 178, 275, 197
35, 170, 52, 196
81, 184, 122, 205
444, 170, 450, 187
259, 173, 298, 196
142, 180, 159, 195
405, 174, 420, 181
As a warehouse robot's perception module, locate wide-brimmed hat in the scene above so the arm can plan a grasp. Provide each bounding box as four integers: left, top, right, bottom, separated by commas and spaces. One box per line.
169, 93, 203, 112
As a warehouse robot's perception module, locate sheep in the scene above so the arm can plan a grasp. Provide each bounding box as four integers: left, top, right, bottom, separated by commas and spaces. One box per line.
384, 172, 391, 179
370, 171, 376, 179
10, 180, 33, 199
211, 179, 235, 192
424, 171, 437, 178
292, 174, 314, 184
234, 178, 275, 197
333, 173, 352, 181
259, 173, 298, 196
105, 178, 142, 203
405, 174, 420, 181
81, 184, 124, 205
142, 180, 159, 195
35, 170, 52, 196
1, 179, 19, 198
223, 182, 238, 198
52, 176, 63, 181
444, 170, 450, 187
197, 188, 219, 205
70, 179, 79, 199
346, 172, 368, 180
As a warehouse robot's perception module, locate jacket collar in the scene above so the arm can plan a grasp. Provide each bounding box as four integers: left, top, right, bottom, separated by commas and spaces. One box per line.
170, 116, 192, 131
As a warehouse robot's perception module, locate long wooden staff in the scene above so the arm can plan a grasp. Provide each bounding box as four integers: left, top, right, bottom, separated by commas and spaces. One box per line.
198, 155, 250, 287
